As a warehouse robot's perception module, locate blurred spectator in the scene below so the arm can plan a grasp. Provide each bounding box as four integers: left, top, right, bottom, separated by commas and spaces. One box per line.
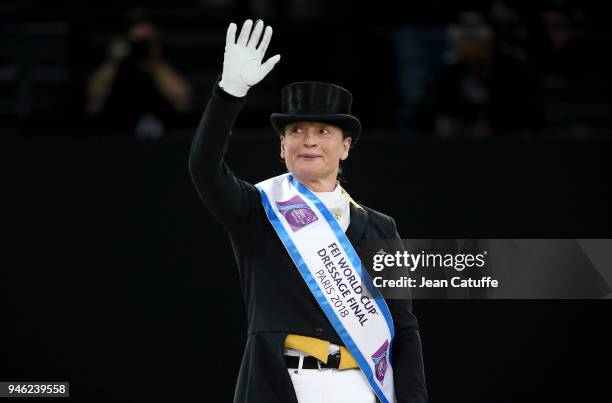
431, 12, 538, 139
86, 11, 192, 139
531, 4, 591, 83
488, 0, 530, 62
529, 2, 612, 132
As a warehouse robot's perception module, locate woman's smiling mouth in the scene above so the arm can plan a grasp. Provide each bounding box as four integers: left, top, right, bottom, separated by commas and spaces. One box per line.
298, 153, 321, 160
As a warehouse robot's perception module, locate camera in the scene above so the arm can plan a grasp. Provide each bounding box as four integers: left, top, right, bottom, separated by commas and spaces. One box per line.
125, 37, 152, 64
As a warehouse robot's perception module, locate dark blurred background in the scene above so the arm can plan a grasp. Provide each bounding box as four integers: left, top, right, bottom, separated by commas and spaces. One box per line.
3, 0, 611, 402
1, 0, 611, 137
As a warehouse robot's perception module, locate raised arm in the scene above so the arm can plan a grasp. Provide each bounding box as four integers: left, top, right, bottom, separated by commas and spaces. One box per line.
188, 19, 281, 232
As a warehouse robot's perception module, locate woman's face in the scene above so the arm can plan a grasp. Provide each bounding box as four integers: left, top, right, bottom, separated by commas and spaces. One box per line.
280, 121, 351, 183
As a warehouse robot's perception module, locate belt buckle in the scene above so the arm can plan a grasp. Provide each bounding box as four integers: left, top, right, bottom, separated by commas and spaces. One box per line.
325, 352, 341, 369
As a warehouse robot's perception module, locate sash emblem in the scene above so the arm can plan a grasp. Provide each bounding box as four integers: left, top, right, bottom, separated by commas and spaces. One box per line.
275, 195, 318, 231
372, 340, 390, 383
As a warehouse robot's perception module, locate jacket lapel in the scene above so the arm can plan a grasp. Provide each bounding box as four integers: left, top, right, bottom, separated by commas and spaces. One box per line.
346, 203, 367, 247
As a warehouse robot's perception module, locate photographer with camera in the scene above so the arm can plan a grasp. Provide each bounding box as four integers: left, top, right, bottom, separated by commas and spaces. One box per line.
86, 14, 192, 138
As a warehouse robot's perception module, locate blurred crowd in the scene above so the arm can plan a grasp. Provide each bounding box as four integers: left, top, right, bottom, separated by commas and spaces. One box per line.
403, 1, 612, 139
1, 0, 610, 139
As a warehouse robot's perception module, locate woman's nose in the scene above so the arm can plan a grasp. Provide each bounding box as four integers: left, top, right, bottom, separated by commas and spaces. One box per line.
304, 131, 316, 145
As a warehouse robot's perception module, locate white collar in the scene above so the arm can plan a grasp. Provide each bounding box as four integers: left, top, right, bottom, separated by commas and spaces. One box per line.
313, 182, 351, 232
312, 181, 342, 195
313, 182, 348, 206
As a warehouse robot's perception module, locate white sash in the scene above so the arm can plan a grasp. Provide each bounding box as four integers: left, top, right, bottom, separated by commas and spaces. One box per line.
256, 173, 396, 403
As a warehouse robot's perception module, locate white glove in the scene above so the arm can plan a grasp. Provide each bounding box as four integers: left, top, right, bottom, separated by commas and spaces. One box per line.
219, 19, 281, 97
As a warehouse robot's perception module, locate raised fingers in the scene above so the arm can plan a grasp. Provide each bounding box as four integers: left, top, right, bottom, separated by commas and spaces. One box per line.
236, 19, 253, 47
247, 19, 264, 48
225, 22, 237, 49
258, 25, 273, 58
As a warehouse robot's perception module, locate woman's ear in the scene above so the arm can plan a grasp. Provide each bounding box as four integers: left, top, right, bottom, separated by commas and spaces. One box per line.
280, 135, 286, 160
340, 136, 352, 160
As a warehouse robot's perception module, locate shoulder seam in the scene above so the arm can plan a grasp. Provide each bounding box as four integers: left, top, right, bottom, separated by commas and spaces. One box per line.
349, 197, 364, 210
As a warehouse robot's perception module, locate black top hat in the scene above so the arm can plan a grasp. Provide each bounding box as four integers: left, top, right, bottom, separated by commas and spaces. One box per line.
270, 81, 361, 147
